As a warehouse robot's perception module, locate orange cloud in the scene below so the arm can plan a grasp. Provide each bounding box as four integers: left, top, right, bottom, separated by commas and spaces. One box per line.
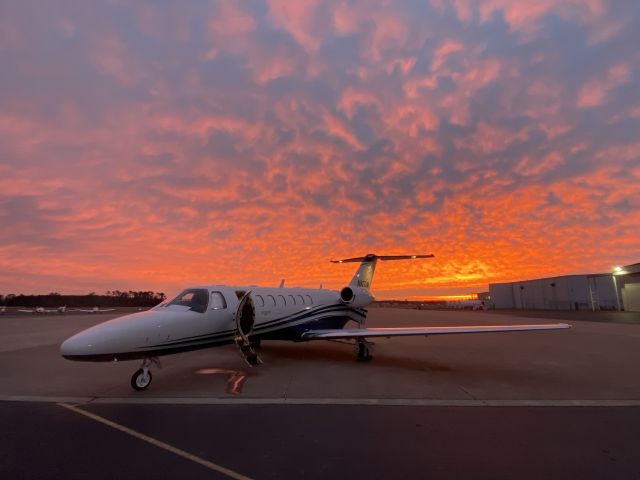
0, 0, 638, 299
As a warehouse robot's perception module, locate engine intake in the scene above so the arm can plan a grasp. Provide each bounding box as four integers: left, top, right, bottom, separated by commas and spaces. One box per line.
339, 286, 374, 307
340, 286, 355, 303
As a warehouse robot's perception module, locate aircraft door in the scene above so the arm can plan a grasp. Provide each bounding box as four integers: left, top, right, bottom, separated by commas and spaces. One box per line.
233, 291, 262, 367
235, 290, 256, 336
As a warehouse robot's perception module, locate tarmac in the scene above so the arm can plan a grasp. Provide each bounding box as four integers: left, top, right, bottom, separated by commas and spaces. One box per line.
2, 308, 640, 479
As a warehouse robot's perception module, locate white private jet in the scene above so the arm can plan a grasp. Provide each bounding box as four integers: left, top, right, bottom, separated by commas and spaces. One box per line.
60, 254, 570, 391
19, 306, 68, 314
71, 307, 116, 314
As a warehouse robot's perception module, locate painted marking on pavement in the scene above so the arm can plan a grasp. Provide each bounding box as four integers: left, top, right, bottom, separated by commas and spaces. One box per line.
57, 402, 253, 480
2, 395, 640, 407
194, 368, 248, 394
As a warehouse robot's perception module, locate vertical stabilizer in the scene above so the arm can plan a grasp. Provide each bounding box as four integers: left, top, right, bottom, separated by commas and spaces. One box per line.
351, 255, 377, 289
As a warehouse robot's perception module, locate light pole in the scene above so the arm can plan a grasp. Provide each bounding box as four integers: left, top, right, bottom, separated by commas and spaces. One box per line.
612, 266, 625, 311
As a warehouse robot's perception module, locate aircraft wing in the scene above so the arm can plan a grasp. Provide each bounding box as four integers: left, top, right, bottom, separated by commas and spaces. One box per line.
99, 308, 115, 312
18, 309, 34, 313
301, 323, 570, 340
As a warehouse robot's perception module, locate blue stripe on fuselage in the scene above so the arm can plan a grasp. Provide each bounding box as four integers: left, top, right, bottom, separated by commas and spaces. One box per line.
255, 315, 351, 341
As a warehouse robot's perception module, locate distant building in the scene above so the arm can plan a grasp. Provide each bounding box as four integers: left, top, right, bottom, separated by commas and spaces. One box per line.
489, 263, 640, 312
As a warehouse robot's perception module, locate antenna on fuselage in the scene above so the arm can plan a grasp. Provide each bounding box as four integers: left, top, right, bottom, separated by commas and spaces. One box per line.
279, 279, 285, 288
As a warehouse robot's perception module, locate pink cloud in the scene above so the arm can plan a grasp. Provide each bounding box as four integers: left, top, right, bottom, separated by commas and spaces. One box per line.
515, 151, 565, 176
431, 39, 465, 72
90, 31, 145, 85
0, 0, 638, 299
266, 0, 322, 52
577, 63, 632, 108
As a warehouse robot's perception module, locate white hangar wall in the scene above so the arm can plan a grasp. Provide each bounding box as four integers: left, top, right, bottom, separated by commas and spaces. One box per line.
618, 263, 640, 312
489, 274, 619, 311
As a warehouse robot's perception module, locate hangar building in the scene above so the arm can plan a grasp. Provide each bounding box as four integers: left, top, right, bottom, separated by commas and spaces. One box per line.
489, 263, 640, 312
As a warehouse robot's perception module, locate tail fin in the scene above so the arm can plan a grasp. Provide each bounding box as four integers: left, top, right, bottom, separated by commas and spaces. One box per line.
331, 253, 434, 290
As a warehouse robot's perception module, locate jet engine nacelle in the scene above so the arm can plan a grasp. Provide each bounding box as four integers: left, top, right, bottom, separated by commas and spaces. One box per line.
339, 286, 374, 308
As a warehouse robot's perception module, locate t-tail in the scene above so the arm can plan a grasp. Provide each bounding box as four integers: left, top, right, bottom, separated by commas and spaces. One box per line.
330, 253, 434, 307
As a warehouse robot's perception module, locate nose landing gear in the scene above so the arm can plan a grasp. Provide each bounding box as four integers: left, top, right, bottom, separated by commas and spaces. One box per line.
131, 357, 161, 391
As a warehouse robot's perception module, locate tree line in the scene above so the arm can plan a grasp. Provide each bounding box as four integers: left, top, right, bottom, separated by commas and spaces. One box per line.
0, 291, 167, 308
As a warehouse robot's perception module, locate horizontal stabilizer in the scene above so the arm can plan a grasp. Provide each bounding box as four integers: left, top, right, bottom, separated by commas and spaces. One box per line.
302, 323, 570, 340
332, 253, 435, 290
331, 254, 434, 263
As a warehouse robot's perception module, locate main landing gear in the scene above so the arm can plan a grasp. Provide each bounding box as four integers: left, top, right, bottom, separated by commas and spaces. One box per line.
131, 357, 160, 391
355, 339, 374, 362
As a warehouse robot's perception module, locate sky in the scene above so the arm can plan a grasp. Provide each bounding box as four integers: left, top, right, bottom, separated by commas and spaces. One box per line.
0, 0, 639, 299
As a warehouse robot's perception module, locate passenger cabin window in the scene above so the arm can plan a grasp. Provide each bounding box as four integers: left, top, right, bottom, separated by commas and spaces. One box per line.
288, 294, 296, 305
277, 295, 286, 307
267, 295, 276, 307
210, 291, 227, 310
256, 295, 264, 307
297, 294, 305, 305
306, 295, 313, 305
168, 288, 208, 313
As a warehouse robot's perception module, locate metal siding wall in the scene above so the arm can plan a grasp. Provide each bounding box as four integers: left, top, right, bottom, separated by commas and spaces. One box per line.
567, 276, 590, 310
593, 276, 617, 310
555, 276, 573, 310
513, 283, 525, 309
542, 277, 570, 309
489, 283, 515, 308
622, 282, 640, 312
489, 274, 630, 311
531, 280, 546, 309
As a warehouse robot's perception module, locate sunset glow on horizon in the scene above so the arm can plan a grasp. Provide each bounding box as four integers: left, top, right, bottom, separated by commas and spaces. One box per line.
1, 1, 639, 299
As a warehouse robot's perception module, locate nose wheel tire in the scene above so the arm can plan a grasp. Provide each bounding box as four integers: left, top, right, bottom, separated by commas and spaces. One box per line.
131, 368, 152, 391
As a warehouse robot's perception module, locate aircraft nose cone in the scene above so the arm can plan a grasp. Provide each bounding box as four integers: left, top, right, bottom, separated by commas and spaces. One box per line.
60, 332, 95, 359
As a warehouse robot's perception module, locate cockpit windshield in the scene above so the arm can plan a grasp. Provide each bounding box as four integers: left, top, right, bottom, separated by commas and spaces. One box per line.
166, 288, 209, 313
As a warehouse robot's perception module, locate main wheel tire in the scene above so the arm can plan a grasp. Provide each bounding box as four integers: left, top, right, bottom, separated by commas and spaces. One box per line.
131, 368, 152, 391
356, 343, 371, 362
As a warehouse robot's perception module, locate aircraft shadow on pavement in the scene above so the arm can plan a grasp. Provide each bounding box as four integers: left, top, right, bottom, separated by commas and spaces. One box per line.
258, 343, 562, 388
259, 342, 453, 373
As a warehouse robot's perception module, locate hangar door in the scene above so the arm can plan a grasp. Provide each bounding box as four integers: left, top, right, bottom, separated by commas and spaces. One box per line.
622, 283, 640, 312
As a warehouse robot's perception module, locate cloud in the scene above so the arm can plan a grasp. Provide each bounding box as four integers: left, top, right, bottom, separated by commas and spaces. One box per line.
577, 63, 632, 108
0, 0, 638, 297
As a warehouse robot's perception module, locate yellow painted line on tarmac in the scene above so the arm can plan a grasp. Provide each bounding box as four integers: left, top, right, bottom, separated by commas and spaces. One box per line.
57, 402, 254, 480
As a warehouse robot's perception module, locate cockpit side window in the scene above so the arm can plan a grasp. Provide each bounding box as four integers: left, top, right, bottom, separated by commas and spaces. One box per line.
210, 291, 227, 310
168, 288, 209, 313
